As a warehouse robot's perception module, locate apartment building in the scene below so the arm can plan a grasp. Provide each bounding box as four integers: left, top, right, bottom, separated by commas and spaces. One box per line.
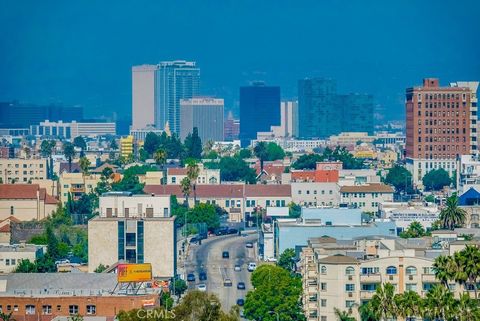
290, 162, 342, 183
338, 169, 380, 186
291, 182, 340, 207
120, 135, 134, 159
405, 78, 479, 186
0, 244, 43, 273
380, 201, 440, 232
0, 158, 47, 183
340, 184, 394, 213
165, 164, 221, 185
59, 172, 101, 203
0, 184, 57, 221
300, 237, 441, 321
88, 192, 175, 278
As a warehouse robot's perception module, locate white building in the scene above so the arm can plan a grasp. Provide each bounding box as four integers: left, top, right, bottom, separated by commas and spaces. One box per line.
0, 244, 43, 273
30, 120, 116, 139
456, 154, 480, 193
338, 169, 381, 186
340, 184, 394, 213
379, 201, 440, 233
132, 65, 157, 130
88, 192, 175, 278
130, 126, 164, 142
291, 182, 340, 207
165, 164, 220, 185
252, 138, 326, 152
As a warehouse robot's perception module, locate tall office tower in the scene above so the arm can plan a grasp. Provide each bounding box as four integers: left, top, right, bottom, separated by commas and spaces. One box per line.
406, 78, 479, 186
298, 78, 338, 139
224, 112, 240, 141
239, 82, 280, 146
180, 97, 224, 142
132, 65, 157, 130
338, 93, 374, 134
156, 61, 200, 135
280, 101, 299, 137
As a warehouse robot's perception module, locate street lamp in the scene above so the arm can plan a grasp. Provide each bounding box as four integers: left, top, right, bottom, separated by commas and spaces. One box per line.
268, 311, 279, 321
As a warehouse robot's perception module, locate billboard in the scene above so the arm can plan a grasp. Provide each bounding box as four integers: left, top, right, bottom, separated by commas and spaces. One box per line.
117, 263, 152, 282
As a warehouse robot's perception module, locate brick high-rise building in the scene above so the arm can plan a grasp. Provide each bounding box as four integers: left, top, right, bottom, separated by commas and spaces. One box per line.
406, 78, 479, 186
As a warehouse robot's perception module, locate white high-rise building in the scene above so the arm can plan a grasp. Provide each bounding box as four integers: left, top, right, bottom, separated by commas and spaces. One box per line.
132, 65, 157, 130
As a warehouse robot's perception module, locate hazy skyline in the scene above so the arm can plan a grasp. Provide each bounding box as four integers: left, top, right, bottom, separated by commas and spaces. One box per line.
1, 0, 479, 121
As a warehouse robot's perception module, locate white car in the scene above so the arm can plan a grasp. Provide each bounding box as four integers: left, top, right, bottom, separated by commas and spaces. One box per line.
197, 283, 207, 292
234, 264, 241, 272
247, 262, 257, 272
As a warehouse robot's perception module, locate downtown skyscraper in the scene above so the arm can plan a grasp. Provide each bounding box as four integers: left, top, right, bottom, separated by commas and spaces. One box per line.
132, 60, 200, 135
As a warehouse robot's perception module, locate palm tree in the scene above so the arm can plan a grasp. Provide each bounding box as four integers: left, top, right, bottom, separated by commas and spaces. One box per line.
333, 308, 355, 321
394, 291, 422, 321
457, 292, 480, 321
63, 142, 76, 173
79, 156, 91, 176
154, 148, 167, 185
0, 311, 16, 321
433, 255, 457, 287
439, 194, 467, 230
253, 141, 268, 176
186, 160, 200, 204
368, 283, 397, 321
180, 177, 191, 207
458, 245, 480, 298
423, 285, 456, 321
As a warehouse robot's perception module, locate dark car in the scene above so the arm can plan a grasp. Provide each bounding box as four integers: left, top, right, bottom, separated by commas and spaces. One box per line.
237, 282, 246, 290
187, 273, 195, 282
199, 271, 207, 281
215, 226, 229, 236
222, 251, 230, 259
236, 299, 245, 306
227, 228, 238, 235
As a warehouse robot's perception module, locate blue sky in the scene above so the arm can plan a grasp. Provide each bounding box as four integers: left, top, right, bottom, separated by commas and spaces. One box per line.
0, 0, 479, 121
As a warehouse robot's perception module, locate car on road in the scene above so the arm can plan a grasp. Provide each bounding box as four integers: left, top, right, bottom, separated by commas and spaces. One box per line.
197, 283, 207, 292
223, 278, 233, 287
236, 299, 245, 306
187, 273, 196, 282
215, 226, 229, 236
245, 242, 254, 248
247, 262, 257, 272
199, 271, 207, 281
222, 251, 230, 259
234, 264, 241, 272
227, 228, 238, 234
237, 282, 246, 290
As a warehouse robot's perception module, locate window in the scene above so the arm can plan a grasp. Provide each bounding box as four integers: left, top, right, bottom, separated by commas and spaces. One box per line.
266, 200, 271, 206
69, 305, 79, 315
345, 301, 355, 308
345, 284, 355, 291
171, 177, 176, 184
345, 266, 355, 275
321, 282, 327, 291
321, 299, 327, 307
406, 266, 417, 275
13, 305, 18, 312
86, 305, 96, 315
320, 265, 327, 274
11, 259, 15, 265
406, 284, 417, 291
25, 305, 35, 315
361, 267, 379, 275
423, 267, 434, 275
42, 305, 52, 315
5, 259, 9, 266
386, 266, 397, 275
57, 305, 61, 311
225, 200, 230, 207
10, 206, 14, 215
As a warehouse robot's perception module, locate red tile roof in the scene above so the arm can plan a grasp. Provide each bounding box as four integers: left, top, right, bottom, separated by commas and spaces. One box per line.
167, 168, 187, 175
145, 184, 292, 198
0, 216, 21, 224
0, 184, 58, 204
245, 185, 291, 197
0, 224, 10, 233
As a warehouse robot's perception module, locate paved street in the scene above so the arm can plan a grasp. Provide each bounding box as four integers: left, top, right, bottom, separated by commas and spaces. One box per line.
184, 233, 257, 312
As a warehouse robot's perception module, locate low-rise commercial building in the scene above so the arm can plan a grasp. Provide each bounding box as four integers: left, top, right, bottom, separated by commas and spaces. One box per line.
30, 120, 116, 139
0, 244, 43, 273
291, 182, 340, 207
340, 184, 394, 213
88, 192, 175, 278
165, 164, 220, 185
0, 184, 57, 221
380, 201, 440, 233
0, 158, 47, 183
59, 172, 101, 203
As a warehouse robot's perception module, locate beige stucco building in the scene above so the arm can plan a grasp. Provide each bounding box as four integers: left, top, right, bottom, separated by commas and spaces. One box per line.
166, 164, 220, 185
0, 184, 57, 221
340, 183, 394, 213
0, 158, 47, 183
88, 193, 175, 278
59, 172, 101, 203
0, 244, 42, 273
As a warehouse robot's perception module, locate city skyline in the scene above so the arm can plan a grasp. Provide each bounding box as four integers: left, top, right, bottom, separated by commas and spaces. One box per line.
1, 1, 479, 121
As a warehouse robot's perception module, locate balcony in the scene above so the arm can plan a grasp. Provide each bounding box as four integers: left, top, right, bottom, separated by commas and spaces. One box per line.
360, 274, 382, 283
360, 291, 375, 300
70, 187, 85, 193
422, 274, 437, 282
307, 286, 317, 294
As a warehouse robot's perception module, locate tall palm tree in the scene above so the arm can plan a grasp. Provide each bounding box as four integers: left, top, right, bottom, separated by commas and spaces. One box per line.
394, 291, 422, 321
180, 177, 191, 207
457, 292, 480, 321
63, 142, 76, 173
253, 141, 268, 176
423, 285, 456, 321
186, 160, 200, 204
439, 194, 467, 230
79, 156, 91, 176
368, 283, 397, 321
333, 308, 355, 321
433, 255, 457, 287
154, 148, 167, 185
458, 245, 480, 298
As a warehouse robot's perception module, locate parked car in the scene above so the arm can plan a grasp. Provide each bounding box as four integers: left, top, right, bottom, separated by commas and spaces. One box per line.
199, 271, 207, 281
234, 264, 241, 272
247, 262, 257, 272
236, 299, 245, 306
227, 228, 238, 235
187, 273, 196, 282
222, 251, 230, 259
197, 283, 207, 292
223, 278, 233, 287
237, 282, 246, 290
215, 226, 229, 236
245, 242, 253, 248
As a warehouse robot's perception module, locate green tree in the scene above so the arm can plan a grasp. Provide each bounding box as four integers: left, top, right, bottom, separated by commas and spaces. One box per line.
394, 290, 422, 321
143, 132, 160, 155
253, 141, 268, 174
40, 140, 56, 158
173, 291, 239, 321
238, 148, 252, 159
176, 203, 220, 231
15, 259, 37, 273
399, 221, 427, 238
73, 136, 87, 152
439, 194, 467, 230
266, 142, 285, 161
423, 285, 456, 321
46, 224, 60, 260
424, 194, 435, 203
79, 156, 91, 176
180, 177, 191, 207
292, 153, 324, 170
170, 278, 188, 297
0, 311, 15, 321
288, 202, 301, 218
277, 248, 296, 273
368, 283, 397, 321
154, 149, 167, 184
63, 142, 76, 173
422, 168, 451, 191
457, 292, 480, 321
109, 138, 118, 151
384, 165, 413, 193
94, 264, 108, 273
333, 308, 355, 321
210, 156, 257, 183
187, 160, 200, 204
184, 127, 202, 159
